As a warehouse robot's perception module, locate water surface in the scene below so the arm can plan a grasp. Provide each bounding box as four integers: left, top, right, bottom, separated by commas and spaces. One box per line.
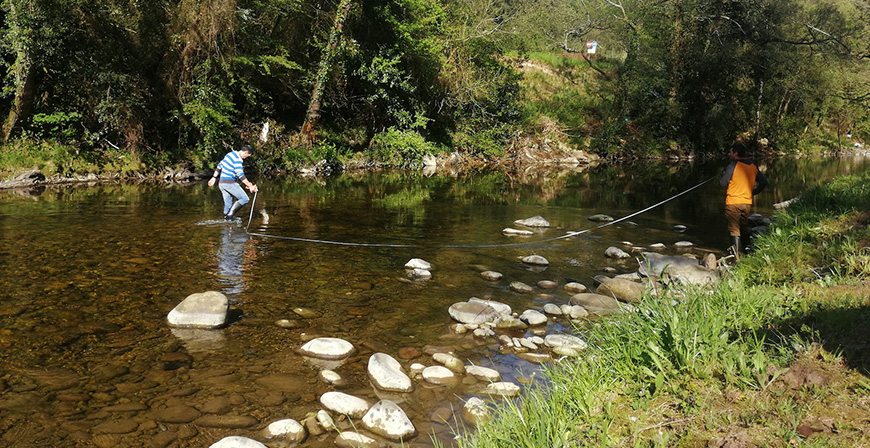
1, 155, 867, 447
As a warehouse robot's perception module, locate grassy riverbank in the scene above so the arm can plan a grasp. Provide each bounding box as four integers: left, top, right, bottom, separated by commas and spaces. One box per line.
456, 174, 870, 447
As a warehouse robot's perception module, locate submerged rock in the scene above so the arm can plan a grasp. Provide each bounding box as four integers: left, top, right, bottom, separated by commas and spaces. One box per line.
463, 397, 489, 426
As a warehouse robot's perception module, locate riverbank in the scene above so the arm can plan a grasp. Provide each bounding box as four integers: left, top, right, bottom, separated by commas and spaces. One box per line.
455, 174, 870, 447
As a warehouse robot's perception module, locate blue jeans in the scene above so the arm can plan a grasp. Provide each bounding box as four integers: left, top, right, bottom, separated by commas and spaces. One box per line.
218, 182, 249, 215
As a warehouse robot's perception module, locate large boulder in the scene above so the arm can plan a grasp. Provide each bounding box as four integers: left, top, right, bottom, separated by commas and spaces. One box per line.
167, 291, 228, 329
638, 252, 718, 286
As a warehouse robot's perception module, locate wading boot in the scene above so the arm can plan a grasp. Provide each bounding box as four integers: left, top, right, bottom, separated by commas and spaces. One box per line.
224, 202, 244, 221
731, 235, 742, 261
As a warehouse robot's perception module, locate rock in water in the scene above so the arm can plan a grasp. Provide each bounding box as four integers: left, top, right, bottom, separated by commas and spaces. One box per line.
594, 276, 645, 303
514, 216, 550, 228
167, 291, 228, 329
209, 436, 268, 448
522, 255, 550, 266
448, 301, 499, 324
320, 392, 371, 419
367, 353, 413, 392
297, 338, 357, 360
404, 258, 431, 270
568, 293, 623, 315
544, 334, 588, 357
588, 214, 614, 222
604, 246, 630, 259
361, 400, 417, 441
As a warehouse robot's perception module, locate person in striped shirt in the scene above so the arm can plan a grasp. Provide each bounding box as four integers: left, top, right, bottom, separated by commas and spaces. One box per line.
720, 141, 768, 260
208, 145, 259, 221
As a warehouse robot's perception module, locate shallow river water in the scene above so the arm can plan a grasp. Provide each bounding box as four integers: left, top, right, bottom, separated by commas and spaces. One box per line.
1, 155, 868, 447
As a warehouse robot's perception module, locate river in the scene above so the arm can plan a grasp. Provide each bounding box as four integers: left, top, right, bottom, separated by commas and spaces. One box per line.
1, 154, 867, 447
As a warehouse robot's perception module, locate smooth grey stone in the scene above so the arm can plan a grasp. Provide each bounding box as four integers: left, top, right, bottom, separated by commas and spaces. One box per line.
362, 400, 417, 441
514, 216, 550, 228
167, 291, 228, 329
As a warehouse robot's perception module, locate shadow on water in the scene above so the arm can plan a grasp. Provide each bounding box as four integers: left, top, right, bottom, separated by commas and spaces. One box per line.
1, 155, 869, 447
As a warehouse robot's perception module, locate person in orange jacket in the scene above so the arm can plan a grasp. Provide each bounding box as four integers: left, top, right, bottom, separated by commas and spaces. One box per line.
720, 141, 768, 260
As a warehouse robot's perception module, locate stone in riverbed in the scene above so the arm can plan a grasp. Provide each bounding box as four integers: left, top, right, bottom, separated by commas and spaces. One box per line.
545, 334, 588, 357
335, 432, 381, 448
408, 269, 432, 280
167, 291, 228, 329
568, 293, 623, 315
320, 392, 371, 419
594, 275, 645, 303
264, 419, 306, 441
422, 366, 457, 385
367, 353, 413, 393
543, 303, 563, 315
480, 270, 503, 281
604, 246, 630, 259
537, 280, 558, 289
362, 400, 417, 442
519, 309, 548, 326
521, 255, 549, 266
514, 216, 550, 228
564, 282, 588, 293
588, 214, 614, 222
448, 301, 499, 325
465, 365, 501, 382
432, 352, 465, 373
298, 338, 357, 360
404, 258, 431, 270
463, 397, 489, 426
195, 415, 259, 429
509, 281, 534, 293
318, 369, 346, 386
468, 297, 511, 315
503, 228, 535, 236
483, 382, 521, 397
674, 240, 694, 248
209, 436, 267, 448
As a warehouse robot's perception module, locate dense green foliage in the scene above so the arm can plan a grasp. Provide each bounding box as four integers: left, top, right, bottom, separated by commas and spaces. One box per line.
503, 0, 870, 155
0, 0, 867, 173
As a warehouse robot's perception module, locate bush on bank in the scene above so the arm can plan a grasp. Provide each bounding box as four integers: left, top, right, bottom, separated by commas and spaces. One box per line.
455, 174, 870, 447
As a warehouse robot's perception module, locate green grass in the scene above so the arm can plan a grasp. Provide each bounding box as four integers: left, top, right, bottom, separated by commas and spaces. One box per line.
456, 174, 870, 448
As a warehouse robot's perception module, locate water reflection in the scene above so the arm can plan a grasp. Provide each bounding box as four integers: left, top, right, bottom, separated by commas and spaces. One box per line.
216, 224, 251, 298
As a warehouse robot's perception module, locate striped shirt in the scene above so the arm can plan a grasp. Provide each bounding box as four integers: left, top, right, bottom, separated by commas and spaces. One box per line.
216, 151, 247, 183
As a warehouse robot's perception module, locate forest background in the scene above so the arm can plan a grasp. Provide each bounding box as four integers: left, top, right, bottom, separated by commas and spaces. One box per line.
0, 0, 868, 177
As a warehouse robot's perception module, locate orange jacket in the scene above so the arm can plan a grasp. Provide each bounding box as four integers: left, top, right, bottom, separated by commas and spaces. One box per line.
720, 159, 768, 205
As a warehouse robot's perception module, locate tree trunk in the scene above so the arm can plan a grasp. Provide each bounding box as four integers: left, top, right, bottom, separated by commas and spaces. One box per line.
3, 0, 37, 142
301, 0, 353, 145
